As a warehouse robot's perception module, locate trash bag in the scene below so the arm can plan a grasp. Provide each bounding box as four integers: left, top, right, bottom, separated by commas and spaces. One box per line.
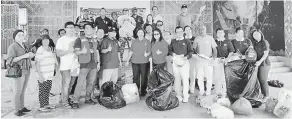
98, 81, 126, 109
273, 89, 292, 118
207, 103, 234, 119
121, 83, 140, 104
265, 97, 278, 113
230, 97, 253, 115
225, 60, 262, 103
146, 67, 179, 111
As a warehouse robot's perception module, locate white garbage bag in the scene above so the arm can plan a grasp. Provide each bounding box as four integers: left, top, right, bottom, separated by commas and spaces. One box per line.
121, 83, 140, 104
274, 89, 292, 118
207, 103, 234, 119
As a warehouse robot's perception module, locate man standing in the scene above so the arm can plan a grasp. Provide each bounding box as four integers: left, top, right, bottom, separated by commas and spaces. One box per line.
131, 7, 144, 38
75, 9, 94, 29
152, 6, 163, 24
110, 12, 119, 40
95, 8, 112, 34
56, 21, 77, 108
71, 23, 100, 108
118, 8, 136, 38
100, 27, 121, 86
176, 4, 192, 28
169, 26, 193, 103
193, 25, 217, 96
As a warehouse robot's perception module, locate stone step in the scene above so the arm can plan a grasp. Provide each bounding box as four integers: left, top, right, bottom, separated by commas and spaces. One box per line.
269, 56, 279, 62
270, 67, 292, 73
271, 61, 285, 68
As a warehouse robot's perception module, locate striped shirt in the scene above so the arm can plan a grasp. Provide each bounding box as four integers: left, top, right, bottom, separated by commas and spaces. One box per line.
35, 46, 56, 81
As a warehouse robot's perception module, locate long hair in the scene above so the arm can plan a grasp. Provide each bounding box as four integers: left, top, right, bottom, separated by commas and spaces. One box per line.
135, 28, 146, 39
251, 29, 270, 50
151, 28, 163, 43
39, 35, 55, 51
146, 14, 154, 24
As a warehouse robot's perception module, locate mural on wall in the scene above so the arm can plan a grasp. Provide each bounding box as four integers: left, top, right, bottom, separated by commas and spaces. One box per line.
284, 0, 292, 57
213, 1, 285, 54
80, 7, 147, 20
151, 0, 213, 36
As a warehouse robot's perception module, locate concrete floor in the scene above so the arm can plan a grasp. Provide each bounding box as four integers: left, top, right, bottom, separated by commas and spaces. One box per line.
1, 68, 292, 118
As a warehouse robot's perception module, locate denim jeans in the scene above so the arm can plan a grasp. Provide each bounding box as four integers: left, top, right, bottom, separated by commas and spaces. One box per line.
60, 70, 72, 104
73, 68, 97, 103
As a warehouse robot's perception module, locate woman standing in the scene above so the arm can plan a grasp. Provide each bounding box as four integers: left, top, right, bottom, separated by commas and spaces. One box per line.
126, 28, 151, 96
35, 35, 58, 112
250, 29, 271, 102
7, 30, 34, 116
151, 29, 169, 69
143, 14, 155, 29
144, 24, 153, 41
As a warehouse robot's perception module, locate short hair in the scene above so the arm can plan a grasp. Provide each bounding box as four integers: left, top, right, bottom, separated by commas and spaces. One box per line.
156, 20, 163, 25
184, 25, 192, 31
216, 28, 224, 33
164, 31, 172, 35
84, 23, 94, 29
135, 28, 146, 38
235, 27, 243, 33
13, 29, 24, 40
40, 28, 49, 33
74, 24, 80, 28
58, 29, 66, 35
64, 21, 75, 28
100, 8, 106, 11
152, 6, 158, 11
175, 26, 183, 33
111, 12, 117, 17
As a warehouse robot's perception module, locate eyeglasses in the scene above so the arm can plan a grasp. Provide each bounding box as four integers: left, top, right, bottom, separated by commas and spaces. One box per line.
154, 34, 160, 36
157, 24, 163, 26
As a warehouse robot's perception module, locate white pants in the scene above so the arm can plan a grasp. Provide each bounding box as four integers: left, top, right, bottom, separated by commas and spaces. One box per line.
189, 54, 197, 92
173, 60, 190, 98
101, 68, 118, 86
196, 58, 213, 95
213, 59, 227, 96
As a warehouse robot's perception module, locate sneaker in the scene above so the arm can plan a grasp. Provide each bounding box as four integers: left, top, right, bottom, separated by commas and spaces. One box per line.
44, 105, 56, 109
71, 103, 80, 109
38, 107, 51, 112
176, 96, 183, 102
62, 103, 72, 109
84, 99, 97, 105
20, 107, 31, 113
183, 95, 189, 103
14, 111, 25, 116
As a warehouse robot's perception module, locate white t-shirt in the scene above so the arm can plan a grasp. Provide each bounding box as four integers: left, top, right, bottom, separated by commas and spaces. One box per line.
35, 46, 56, 81
193, 35, 217, 57
56, 35, 77, 71
153, 14, 163, 23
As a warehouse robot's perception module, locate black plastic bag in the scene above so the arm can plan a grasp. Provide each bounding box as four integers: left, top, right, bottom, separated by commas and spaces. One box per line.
225, 59, 262, 103
98, 81, 126, 109
145, 67, 179, 111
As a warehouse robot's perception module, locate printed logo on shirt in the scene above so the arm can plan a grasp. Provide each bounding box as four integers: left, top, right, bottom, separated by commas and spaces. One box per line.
182, 43, 185, 46
224, 44, 227, 46
81, 39, 87, 42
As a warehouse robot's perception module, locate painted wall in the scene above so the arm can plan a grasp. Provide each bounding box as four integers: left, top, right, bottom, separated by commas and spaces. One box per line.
284, 0, 292, 57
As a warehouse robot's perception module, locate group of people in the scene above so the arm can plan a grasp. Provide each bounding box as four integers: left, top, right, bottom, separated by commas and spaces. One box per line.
6, 4, 270, 117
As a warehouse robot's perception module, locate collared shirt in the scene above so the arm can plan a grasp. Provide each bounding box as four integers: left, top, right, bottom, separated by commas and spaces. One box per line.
176, 13, 192, 28
231, 39, 252, 55
130, 38, 151, 64
169, 38, 193, 59
251, 39, 271, 66
185, 36, 196, 46
95, 16, 112, 33
132, 15, 144, 29
101, 37, 120, 69
215, 39, 235, 58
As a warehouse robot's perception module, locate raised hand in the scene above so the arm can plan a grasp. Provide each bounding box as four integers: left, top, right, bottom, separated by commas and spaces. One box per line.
156, 49, 162, 55
144, 51, 148, 57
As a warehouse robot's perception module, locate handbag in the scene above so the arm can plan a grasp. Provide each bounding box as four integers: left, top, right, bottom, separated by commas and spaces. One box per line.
5, 58, 22, 78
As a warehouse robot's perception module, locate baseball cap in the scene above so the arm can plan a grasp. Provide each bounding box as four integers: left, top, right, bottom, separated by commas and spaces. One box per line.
181, 4, 187, 8
108, 27, 117, 33
123, 8, 129, 11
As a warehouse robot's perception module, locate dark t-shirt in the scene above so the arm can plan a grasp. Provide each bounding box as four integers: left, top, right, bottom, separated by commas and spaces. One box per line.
101, 37, 120, 69
215, 39, 235, 58
95, 16, 112, 33
251, 39, 271, 66
75, 16, 94, 29
74, 37, 97, 69
231, 39, 252, 55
